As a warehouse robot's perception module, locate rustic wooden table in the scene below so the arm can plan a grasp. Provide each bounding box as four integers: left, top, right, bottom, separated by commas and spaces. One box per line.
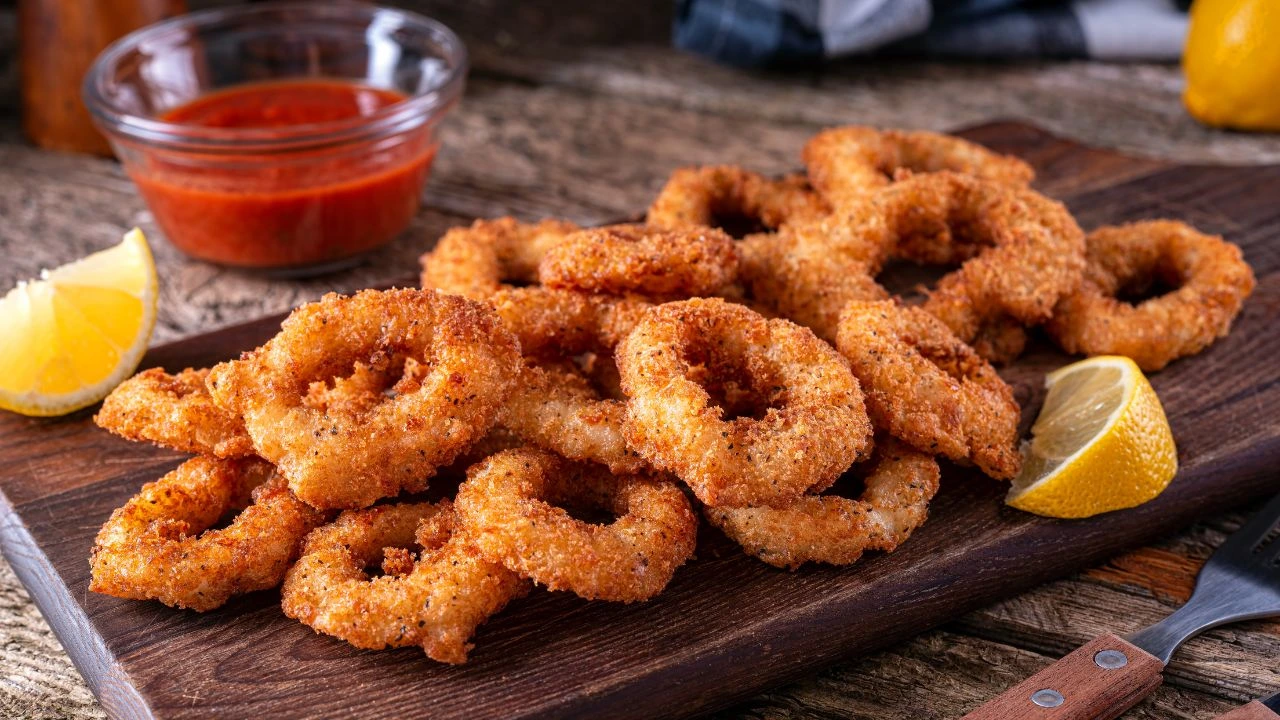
1, 2, 1277, 718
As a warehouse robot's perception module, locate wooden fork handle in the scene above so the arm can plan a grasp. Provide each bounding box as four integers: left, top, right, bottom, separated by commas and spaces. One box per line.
962, 634, 1164, 720
1214, 701, 1280, 720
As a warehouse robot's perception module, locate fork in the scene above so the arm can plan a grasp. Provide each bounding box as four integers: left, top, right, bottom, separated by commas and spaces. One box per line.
963, 491, 1280, 720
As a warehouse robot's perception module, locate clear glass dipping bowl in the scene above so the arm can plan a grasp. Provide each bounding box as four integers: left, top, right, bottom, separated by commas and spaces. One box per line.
84, 2, 467, 275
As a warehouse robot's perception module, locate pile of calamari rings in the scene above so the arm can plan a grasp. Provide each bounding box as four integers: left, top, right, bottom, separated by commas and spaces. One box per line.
90, 125, 1255, 663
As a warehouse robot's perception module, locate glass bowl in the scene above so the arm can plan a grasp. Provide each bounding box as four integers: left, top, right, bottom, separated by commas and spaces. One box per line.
84, 2, 467, 275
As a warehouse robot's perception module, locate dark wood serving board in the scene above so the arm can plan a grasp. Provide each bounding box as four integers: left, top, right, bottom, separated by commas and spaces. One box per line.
1, 123, 1278, 720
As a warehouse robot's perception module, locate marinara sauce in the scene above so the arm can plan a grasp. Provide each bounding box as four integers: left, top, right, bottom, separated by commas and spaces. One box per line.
128, 80, 437, 270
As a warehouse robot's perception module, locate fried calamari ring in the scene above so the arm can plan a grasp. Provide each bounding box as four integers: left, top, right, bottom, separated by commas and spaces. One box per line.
538, 224, 739, 297
646, 165, 828, 232
883, 172, 1085, 352
705, 438, 940, 569
746, 173, 1080, 359
836, 300, 1020, 480
207, 289, 520, 510
642, 165, 886, 326
419, 217, 580, 299
95, 367, 252, 457
454, 448, 697, 602
1046, 220, 1256, 371
280, 500, 529, 664
89, 456, 327, 611
741, 168, 1079, 351
489, 287, 651, 473
803, 126, 1034, 207
617, 298, 873, 507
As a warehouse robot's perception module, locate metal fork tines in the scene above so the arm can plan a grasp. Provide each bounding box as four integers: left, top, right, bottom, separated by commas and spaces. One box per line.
1128, 492, 1280, 664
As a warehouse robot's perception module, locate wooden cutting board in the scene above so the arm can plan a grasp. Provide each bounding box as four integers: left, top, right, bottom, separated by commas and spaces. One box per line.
1, 123, 1277, 720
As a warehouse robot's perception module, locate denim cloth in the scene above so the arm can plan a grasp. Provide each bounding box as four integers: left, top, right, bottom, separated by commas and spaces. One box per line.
674, 0, 1188, 68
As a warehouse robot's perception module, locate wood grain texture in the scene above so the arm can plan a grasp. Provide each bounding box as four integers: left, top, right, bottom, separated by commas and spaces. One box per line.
0, 124, 1278, 720
725, 629, 1241, 720
961, 634, 1165, 720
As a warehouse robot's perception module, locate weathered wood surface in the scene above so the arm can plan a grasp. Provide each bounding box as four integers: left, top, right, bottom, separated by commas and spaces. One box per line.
1, 1, 1279, 718
0, 175, 1277, 717
2, 129, 1279, 720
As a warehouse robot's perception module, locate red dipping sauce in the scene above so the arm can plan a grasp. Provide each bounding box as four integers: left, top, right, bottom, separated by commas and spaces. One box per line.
125, 80, 438, 271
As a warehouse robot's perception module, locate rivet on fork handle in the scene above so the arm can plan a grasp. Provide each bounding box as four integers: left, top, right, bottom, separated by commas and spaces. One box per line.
961, 634, 1164, 720
1093, 650, 1128, 669
1031, 689, 1064, 707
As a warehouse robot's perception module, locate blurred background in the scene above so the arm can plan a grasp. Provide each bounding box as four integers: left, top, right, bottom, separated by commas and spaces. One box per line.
4, 0, 1279, 165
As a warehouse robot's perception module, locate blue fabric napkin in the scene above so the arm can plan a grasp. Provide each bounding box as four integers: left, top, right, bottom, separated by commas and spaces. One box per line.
675, 0, 1189, 68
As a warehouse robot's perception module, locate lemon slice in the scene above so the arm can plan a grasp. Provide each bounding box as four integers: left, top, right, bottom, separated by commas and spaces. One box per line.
0, 229, 158, 417
1006, 356, 1178, 519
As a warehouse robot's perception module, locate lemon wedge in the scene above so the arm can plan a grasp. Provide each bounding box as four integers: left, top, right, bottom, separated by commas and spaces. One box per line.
1006, 356, 1177, 519
0, 229, 158, 417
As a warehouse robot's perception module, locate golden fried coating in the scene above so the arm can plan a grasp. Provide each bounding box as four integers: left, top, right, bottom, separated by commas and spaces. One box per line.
706, 438, 940, 569
646, 165, 828, 232
503, 361, 645, 474
440, 425, 528, 475
489, 286, 651, 361
206, 289, 520, 510
281, 501, 529, 664
836, 300, 1021, 480
742, 170, 1082, 355
490, 287, 651, 473
1046, 220, 1256, 371
618, 298, 873, 507
803, 125, 1034, 207
419, 217, 580, 299
739, 219, 891, 344
539, 223, 739, 297
455, 448, 697, 602
95, 367, 252, 457
90, 457, 327, 611
880, 172, 1086, 356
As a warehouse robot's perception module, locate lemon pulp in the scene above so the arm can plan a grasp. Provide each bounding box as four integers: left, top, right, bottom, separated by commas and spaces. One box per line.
0, 229, 158, 417
1007, 356, 1178, 519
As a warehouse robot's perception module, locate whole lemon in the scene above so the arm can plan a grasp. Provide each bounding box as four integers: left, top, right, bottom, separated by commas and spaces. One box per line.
1183, 0, 1280, 131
